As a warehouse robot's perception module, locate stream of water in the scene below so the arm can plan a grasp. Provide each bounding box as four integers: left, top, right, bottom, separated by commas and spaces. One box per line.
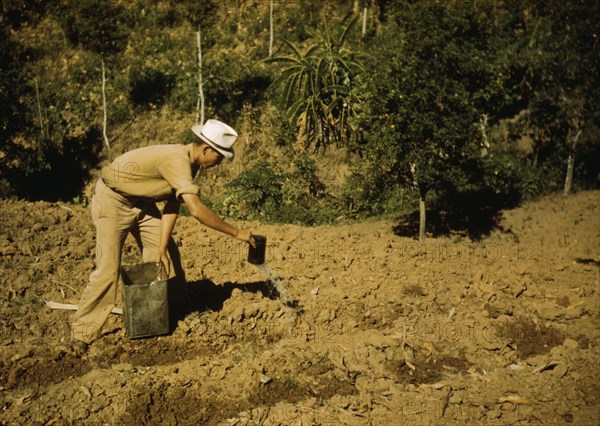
253, 263, 295, 309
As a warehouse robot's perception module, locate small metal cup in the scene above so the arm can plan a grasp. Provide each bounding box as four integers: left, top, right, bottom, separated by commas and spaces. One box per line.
248, 235, 266, 265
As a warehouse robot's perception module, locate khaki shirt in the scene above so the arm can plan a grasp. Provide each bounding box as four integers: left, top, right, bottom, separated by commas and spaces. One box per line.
101, 144, 200, 202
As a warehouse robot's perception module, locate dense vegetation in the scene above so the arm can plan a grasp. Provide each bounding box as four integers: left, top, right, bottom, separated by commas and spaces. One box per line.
1, 0, 598, 236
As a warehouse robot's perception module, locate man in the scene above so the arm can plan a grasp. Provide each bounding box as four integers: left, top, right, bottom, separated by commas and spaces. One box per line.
71, 119, 254, 353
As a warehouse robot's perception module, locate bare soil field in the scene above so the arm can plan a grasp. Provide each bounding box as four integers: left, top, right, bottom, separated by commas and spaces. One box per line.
1, 190, 599, 425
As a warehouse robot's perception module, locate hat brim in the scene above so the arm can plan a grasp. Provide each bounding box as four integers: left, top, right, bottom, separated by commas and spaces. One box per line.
191, 125, 235, 160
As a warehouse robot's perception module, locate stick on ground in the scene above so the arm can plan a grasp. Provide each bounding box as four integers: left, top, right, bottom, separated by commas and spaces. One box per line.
45, 300, 123, 315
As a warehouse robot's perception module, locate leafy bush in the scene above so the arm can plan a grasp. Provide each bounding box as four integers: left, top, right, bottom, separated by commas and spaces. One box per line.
339, 121, 409, 218
11, 127, 104, 201
223, 161, 283, 220
0, 25, 28, 152
221, 156, 336, 225
1, 0, 48, 28
0, 22, 107, 200
365, 0, 515, 192
337, 0, 600, 239
153, 0, 219, 28
284, 155, 327, 200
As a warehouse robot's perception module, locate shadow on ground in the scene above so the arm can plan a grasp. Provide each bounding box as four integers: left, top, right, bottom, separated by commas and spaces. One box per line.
168, 279, 284, 328
393, 189, 520, 240
189, 279, 282, 311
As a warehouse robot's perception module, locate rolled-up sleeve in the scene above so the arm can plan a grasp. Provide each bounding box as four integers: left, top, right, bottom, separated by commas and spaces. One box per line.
158, 157, 200, 201
175, 183, 201, 200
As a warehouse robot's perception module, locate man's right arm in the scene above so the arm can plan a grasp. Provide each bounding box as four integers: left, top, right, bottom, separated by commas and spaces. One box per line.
181, 193, 255, 246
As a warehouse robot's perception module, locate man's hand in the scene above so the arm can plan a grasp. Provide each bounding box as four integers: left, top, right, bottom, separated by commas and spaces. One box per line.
235, 229, 256, 248
156, 250, 171, 277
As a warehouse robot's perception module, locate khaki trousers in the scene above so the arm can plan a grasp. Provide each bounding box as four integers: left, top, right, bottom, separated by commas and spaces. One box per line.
72, 179, 185, 343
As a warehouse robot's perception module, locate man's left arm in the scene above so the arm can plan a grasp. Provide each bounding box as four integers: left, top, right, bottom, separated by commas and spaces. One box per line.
157, 196, 180, 276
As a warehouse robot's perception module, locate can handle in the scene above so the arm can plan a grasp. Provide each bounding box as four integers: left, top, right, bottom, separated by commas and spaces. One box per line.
155, 262, 167, 282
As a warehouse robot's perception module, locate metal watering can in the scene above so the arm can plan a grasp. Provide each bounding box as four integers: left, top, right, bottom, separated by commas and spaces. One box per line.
121, 262, 169, 339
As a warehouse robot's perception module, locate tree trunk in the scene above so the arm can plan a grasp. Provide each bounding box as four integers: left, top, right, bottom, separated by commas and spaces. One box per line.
196, 27, 205, 125
362, 6, 367, 37
34, 78, 45, 138
269, 0, 274, 57
101, 59, 110, 151
563, 129, 582, 196
479, 113, 490, 157
563, 154, 575, 196
419, 190, 426, 242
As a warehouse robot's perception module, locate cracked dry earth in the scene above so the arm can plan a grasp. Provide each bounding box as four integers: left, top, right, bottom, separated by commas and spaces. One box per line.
0, 191, 599, 425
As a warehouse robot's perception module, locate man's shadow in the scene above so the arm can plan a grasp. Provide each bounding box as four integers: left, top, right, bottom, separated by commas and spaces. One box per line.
167, 278, 285, 331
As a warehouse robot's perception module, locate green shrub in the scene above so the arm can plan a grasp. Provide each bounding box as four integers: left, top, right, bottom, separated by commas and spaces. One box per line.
221, 156, 337, 225
284, 155, 327, 200
223, 160, 283, 220
1, 41, 107, 200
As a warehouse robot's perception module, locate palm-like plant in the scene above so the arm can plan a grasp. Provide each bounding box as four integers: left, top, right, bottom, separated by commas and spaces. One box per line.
267, 17, 366, 151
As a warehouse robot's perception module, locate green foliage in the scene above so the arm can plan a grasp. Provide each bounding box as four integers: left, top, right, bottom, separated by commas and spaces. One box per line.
222, 157, 335, 225
126, 28, 195, 113
0, 26, 29, 196
340, 125, 408, 217
17, 128, 103, 201
206, 55, 272, 124
60, 0, 133, 56
267, 16, 366, 150
347, 0, 600, 223
1, 0, 598, 214
0, 18, 107, 200
287, 155, 327, 199
361, 1, 510, 201
0, 25, 27, 147
276, 0, 332, 43
8, 67, 105, 200
150, 0, 219, 28
223, 161, 283, 220
520, 1, 599, 123
1, 0, 48, 28
277, 155, 334, 224
514, 0, 600, 194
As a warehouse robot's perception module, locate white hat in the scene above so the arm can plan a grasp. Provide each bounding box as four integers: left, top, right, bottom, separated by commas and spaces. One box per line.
191, 119, 238, 160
